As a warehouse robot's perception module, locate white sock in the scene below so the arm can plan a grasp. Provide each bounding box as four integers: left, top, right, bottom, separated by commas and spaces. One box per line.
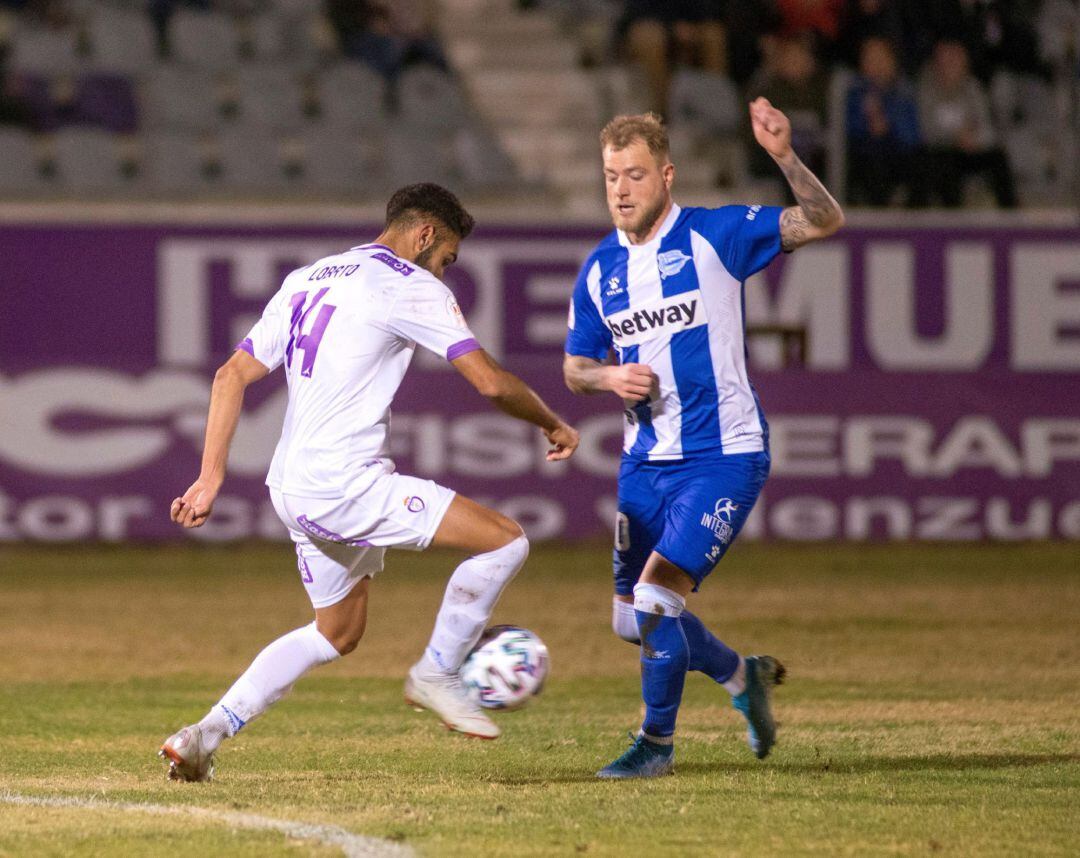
723, 656, 747, 696
612, 598, 640, 643
418, 534, 529, 676
200, 621, 340, 750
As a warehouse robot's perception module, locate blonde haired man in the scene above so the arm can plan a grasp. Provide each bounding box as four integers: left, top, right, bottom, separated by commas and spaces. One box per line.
565, 101, 844, 778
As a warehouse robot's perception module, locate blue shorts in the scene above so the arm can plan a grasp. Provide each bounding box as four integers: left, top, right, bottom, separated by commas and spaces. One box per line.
613, 451, 769, 595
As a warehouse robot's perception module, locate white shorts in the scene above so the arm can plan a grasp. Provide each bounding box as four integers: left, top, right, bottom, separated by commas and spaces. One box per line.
269, 463, 456, 609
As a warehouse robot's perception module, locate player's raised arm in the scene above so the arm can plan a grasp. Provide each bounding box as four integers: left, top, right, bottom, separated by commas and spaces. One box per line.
451, 348, 579, 461
171, 349, 269, 528
749, 97, 845, 252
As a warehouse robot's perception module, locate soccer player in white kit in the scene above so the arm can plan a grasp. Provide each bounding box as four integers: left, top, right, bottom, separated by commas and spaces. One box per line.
160, 184, 580, 782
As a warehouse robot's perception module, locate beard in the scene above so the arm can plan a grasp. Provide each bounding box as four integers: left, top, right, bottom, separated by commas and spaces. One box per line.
617, 194, 667, 238
414, 242, 439, 273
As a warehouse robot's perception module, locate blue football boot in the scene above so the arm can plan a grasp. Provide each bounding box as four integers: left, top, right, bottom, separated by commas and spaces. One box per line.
732, 655, 786, 759
596, 734, 674, 779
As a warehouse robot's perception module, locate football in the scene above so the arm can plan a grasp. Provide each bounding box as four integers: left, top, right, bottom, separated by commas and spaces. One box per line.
461, 625, 549, 711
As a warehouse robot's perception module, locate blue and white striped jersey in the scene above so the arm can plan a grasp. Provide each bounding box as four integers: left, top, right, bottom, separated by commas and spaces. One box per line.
565, 203, 783, 460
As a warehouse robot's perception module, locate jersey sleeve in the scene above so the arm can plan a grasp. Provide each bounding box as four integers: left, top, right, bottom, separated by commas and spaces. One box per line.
695, 205, 784, 282
236, 284, 290, 372
564, 258, 611, 361
386, 275, 480, 361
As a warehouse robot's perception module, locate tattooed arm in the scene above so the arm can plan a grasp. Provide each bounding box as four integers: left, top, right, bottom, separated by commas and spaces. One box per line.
749, 97, 845, 251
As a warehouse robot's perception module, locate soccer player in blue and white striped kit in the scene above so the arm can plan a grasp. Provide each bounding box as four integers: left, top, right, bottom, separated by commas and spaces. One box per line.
564, 101, 844, 778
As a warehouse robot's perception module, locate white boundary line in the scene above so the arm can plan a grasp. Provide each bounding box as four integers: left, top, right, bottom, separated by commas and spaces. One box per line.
0, 791, 415, 858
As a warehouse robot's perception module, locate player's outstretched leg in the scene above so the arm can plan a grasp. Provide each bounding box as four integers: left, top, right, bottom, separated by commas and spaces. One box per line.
613, 598, 744, 690
731, 655, 786, 759
613, 598, 785, 757
405, 496, 529, 740
160, 582, 366, 781
598, 582, 688, 779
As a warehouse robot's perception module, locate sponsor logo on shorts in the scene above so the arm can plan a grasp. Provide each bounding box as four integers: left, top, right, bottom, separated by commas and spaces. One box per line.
296, 515, 371, 547
700, 498, 738, 544
404, 496, 426, 513
706, 543, 723, 564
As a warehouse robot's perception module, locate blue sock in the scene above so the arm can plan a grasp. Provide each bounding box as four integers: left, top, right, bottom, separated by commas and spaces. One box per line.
681, 610, 740, 685
636, 609, 690, 740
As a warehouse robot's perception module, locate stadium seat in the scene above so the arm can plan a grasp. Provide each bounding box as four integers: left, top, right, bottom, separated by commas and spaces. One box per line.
316, 63, 388, 131
87, 9, 157, 75
8, 23, 81, 77
51, 128, 127, 193
216, 131, 289, 193
295, 130, 380, 195
72, 74, 140, 134
397, 67, 469, 131
454, 126, 518, 190
0, 129, 47, 194
141, 65, 224, 132
142, 133, 218, 196
233, 66, 307, 131
169, 10, 241, 73
668, 69, 741, 135
384, 125, 459, 188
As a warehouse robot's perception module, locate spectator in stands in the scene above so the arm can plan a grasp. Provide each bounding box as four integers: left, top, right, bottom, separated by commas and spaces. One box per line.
771, 0, 844, 50
746, 35, 829, 191
845, 36, 926, 206
905, 0, 1047, 82
917, 39, 1017, 207
837, 0, 907, 69
618, 1, 728, 116
0, 45, 36, 129
326, 0, 448, 83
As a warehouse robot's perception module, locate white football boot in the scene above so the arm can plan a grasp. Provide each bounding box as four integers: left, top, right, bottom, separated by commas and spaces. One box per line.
158, 724, 216, 782
404, 664, 500, 739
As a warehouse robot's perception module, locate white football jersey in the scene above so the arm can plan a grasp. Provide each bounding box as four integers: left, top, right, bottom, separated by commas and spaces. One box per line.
239, 243, 479, 498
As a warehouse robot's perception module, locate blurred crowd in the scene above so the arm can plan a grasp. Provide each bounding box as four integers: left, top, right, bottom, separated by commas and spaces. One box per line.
607, 0, 1079, 208
0, 0, 1077, 206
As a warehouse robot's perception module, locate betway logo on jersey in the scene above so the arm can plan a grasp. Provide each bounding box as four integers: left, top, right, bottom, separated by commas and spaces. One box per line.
604, 291, 705, 346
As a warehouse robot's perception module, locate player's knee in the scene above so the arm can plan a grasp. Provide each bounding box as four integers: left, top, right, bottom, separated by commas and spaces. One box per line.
487, 531, 529, 585
612, 598, 640, 644
331, 624, 365, 656
494, 512, 526, 546
318, 617, 367, 656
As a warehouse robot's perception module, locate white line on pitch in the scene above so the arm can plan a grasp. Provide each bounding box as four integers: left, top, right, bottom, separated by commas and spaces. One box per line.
0, 791, 415, 858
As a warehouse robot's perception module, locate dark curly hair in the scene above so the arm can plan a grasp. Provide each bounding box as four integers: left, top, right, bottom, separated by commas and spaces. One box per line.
385, 183, 476, 240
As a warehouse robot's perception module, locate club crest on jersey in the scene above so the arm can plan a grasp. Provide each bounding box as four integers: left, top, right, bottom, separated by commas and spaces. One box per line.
604, 276, 624, 296
603, 290, 705, 345
700, 498, 738, 544
657, 249, 691, 279
404, 495, 426, 513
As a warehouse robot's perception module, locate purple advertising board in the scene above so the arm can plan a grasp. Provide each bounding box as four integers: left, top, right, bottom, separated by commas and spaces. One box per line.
1, 220, 1078, 542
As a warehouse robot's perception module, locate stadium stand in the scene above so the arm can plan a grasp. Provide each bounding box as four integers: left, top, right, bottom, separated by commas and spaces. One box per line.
0, 0, 1074, 208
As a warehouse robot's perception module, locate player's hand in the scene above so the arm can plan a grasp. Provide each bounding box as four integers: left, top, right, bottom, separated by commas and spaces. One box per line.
170, 477, 221, 529
544, 422, 580, 461
604, 362, 657, 401
750, 97, 793, 161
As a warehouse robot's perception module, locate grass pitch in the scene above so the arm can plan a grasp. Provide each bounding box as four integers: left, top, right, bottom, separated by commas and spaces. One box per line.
1, 542, 1078, 856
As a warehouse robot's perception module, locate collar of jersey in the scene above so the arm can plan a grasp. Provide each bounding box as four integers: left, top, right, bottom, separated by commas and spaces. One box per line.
351, 243, 395, 253
616, 203, 681, 249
